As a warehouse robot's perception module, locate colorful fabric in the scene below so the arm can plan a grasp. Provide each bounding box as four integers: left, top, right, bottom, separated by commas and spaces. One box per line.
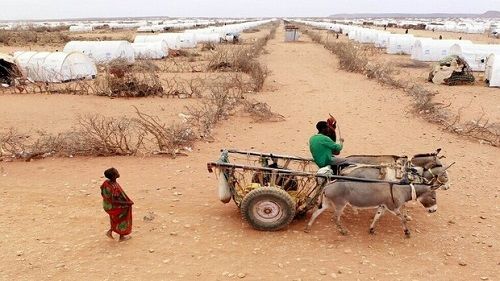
309, 134, 343, 168
100, 180, 134, 235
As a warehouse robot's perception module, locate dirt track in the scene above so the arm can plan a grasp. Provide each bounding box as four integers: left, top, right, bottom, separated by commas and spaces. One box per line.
1, 24, 499, 281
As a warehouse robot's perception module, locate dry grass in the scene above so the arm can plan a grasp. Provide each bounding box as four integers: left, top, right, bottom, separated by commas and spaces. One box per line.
133, 107, 196, 157
95, 60, 164, 97
0, 30, 69, 45
241, 99, 285, 122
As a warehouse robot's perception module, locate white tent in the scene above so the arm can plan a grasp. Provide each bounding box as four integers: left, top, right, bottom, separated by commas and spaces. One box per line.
69, 25, 93, 32
449, 43, 500, 71
13, 51, 97, 83
184, 32, 220, 43
134, 33, 197, 49
374, 31, 391, 48
386, 34, 416, 55
63, 41, 135, 64
485, 53, 500, 87
411, 39, 472, 62
131, 42, 168, 59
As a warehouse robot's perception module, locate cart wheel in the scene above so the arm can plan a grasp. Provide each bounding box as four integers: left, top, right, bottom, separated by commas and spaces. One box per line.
240, 187, 296, 231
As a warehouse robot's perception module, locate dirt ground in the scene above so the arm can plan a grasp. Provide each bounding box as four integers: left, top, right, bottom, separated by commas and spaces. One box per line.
0, 23, 499, 281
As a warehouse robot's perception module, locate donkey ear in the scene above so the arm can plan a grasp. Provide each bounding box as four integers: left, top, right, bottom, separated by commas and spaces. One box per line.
436, 148, 442, 155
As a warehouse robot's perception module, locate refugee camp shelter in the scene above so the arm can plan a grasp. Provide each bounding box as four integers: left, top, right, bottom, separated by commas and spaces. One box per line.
411, 39, 472, 62
63, 41, 135, 64
374, 31, 391, 48
134, 33, 197, 50
449, 43, 500, 71
0, 53, 22, 85
386, 34, 416, 54
131, 42, 168, 59
13, 51, 97, 83
69, 25, 93, 32
485, 53, 500, 87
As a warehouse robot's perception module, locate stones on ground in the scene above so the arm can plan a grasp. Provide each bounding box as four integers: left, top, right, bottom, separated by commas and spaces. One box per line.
344, 249, 352, 254
170, 232, 178, 236
330, 273, 338, 279
319, 270, 327, 275
143, 211, 156, 222
277, 263, 284, 268
237, 273, 246, 278
148, 249, 155, 253
480, 216, 486, 220
162, 259, 171, 264
458, 261, 467, 266
16, 251, 23, 256
480, 277, 489, 280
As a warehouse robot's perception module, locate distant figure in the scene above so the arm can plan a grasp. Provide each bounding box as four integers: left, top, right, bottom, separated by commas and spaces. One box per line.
459, 36, 462, 40
439, 35, 443, 40
384, 25, 387, 30
100, 168, 134, 242
405, 29, 409, 34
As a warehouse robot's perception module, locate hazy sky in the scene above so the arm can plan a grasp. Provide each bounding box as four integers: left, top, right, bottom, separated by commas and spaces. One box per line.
1, 0, 499, 20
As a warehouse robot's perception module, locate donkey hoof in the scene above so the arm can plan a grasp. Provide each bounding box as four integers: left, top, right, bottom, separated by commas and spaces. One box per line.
404, 230, 411, 238
369, 228, 375, 235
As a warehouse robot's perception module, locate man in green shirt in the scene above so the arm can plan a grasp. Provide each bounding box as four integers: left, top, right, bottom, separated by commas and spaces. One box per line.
309, 121, 344, 169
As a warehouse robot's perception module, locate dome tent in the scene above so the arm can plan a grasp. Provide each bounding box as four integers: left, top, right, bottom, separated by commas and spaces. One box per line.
386, 34, 416, 55
411, 39, 472, 62
134, 33, 197, 50
131, 41, 168, 59
63, 41, 135, 64
69, 25, 93, 32
449, 43, 500, 72
13, 51, 97, 83
485, 53, 500, 87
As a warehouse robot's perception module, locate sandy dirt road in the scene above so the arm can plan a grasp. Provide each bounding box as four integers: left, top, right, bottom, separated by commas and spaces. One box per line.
0, 24, 498, 281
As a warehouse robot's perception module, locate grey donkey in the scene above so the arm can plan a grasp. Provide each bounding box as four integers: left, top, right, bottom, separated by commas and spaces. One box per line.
304, 181, 438, 237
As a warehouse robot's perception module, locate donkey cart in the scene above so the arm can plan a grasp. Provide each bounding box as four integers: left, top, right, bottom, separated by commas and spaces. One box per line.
207, 149, 416, 231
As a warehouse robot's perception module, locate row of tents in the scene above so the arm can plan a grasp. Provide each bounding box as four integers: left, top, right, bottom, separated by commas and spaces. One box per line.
0, 19, 276, 85
293, 20, 500, 87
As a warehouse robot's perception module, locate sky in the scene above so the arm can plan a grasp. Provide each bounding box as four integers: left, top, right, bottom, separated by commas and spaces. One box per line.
1, 0, 499, 21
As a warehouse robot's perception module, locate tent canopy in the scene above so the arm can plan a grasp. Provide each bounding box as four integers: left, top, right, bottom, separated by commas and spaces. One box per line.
13, 51, 97, 83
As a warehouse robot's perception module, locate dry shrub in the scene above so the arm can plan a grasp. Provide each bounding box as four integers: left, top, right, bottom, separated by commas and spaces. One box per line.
0, 128, 64, 161
163, 76, 205, 98
445, 110, 500, 146
73, 114, 145, 156
133, 107, 196, 156
96, 60, 164, 97
241, 100, 285, 122
0, 30, 69, 45
185, 85, 241, 137
201, 42, 216, 51
208, 47, 269, 92
365, 62, 403, 87
325, 41, 368, 72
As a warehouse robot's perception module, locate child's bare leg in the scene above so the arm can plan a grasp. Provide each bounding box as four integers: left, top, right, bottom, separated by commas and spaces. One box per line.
119, 235, 131, 242
106, 229, 113, 239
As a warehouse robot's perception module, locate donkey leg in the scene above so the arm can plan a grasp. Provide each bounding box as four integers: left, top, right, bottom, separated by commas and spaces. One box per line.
334, 204, 348, 235
369, 205, 386, 234
304, 197, 331, 233
393, 209, 411, 238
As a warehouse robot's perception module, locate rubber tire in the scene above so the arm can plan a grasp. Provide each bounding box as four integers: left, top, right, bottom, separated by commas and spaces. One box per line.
240, 187, 296, 231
